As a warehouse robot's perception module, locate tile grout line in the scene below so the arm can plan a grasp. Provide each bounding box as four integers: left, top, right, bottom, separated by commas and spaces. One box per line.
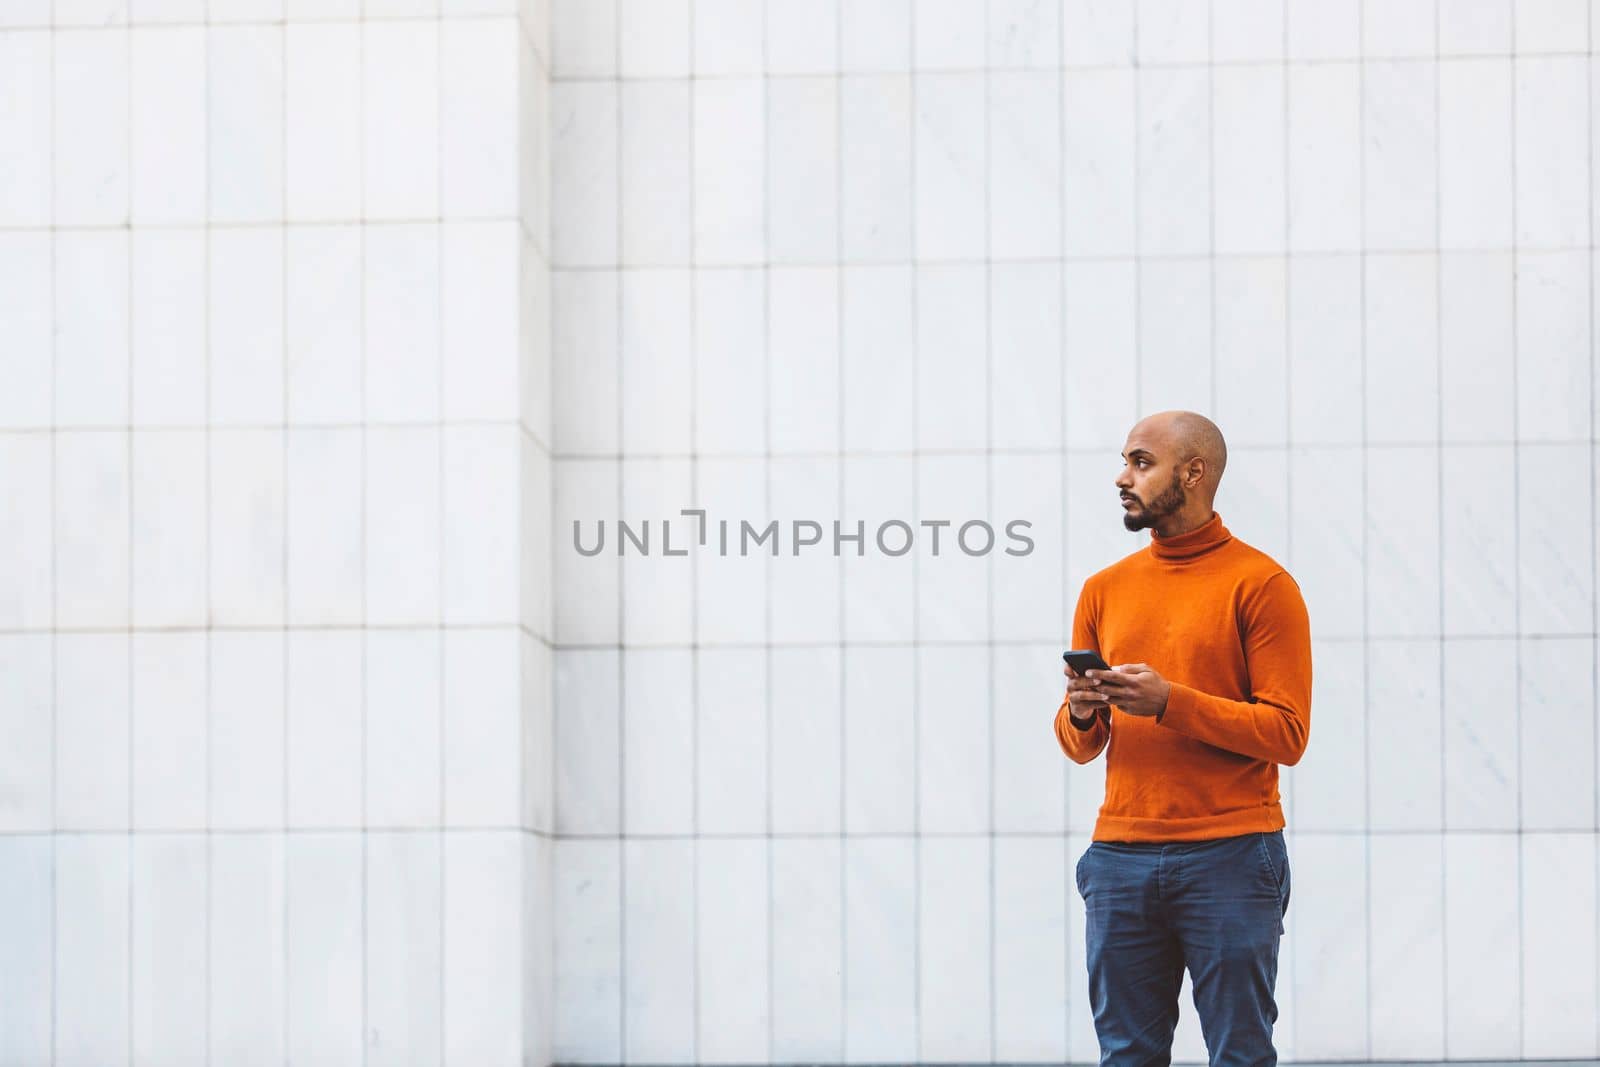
202, 3, 213, 1062
1434, 0, 1449, 1055
356, 9, 369, 1065
1357, 0, 1372, 1055
1057, 6, 1071, 1055
909, 1, 922, 1058
1511, 5, 1526, 1057
612, 0, 627, 1055
834, 0, 848, 1059
280, 12, 290, 1064
1591, 1, 1600, 1055
688, 2, 702, 1061
435, 6, 447, 1061
126, 15, 136, 1067
983, 4, 996, 1060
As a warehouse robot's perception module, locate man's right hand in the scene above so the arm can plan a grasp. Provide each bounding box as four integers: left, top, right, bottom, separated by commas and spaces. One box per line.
1063, 663, 1110, 723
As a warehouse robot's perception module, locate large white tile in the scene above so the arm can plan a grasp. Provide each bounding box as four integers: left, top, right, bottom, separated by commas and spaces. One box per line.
990, 262, 1062, 452
56, 431, 130, 628
622, 838, 695, 1062
554, 839, 622, 1062
621, 648, 692, 834
617, 0, 687, 76
915, 455, 988, 643
1064, 451, 1138, 597
1442, 639, 1519, 830
442, 426, 518, 625
131, 27, 205, 224
285, 23, 360, 221
209, 228, 284, 425
1440, 0, 1512, 53
1440, 60, 1513, 249
0, 34, 50, 226
1368, 834, 1445, 1058
1214, 0, 1283, 61
915, 265, 986, 451
210, 834, 286, 1067
767, 457, 843, 644
842, 456, 916, 643
364, 224, 440, 422
769, 267, 840, 453
0, 233, 50, 429
619, 270, 691, 454
1522, 832, 1600, 1058
915, 73, 984, 260
55, 634, 130, 831
0, 636, 52, 832
1440, 253, 1514, 441
284, 834, 362, 1067
1221, 450, 1290, 567
1287, 0, 1359, 58
55, 231, 129, 428
1063, 261, 1138, 451
1138, 258, 1211, 415
1213, 66, 1286, 256
441, 629, 520, 827
130, 833, 206, 1067
841, 266, 914, 451
989, 0, 1058, 67
918, 645, 988, 835
843, 645, 916, 834
0, 839, 49, 1057
363, 22, 439, 219
208, 27, 282, 222
692, 271, 764, 455
54, 30, 128, 225
1288, 64, 1360, 251
1441, 446, 1516, 635
131, 231, 205, 427
696, 838, 769, 1063
1363, 0, 1434, 55
993, 836, 1068, 1061
771, 837, 844, 1061
365, 630, 441, 829
1367, 640, 1443, 831
441, 19, 518, 218
769, 78, 839, 263
1063, 70, 1136, 255
1516, 57, 1588, 248
1515, 251, 1590, 441
443, 221, 520, 421
840, 75, 913, 261
0, 436, 51, 630
209, 429, 285, 625
992, 643, 1068, 834
1519, 636, 1595, 829
920, 836, 990, 1060
696, 647, 767, 835
1290, 833, 1366, 1059
364, 427, 440, 624
910, 0, 982, 68
285, 428, 361, 625
693, 79, 764, 264
1443, 833, 1519, 1057
1516, 0, 1588, 49
619, 458, 693, 642
1140, 68, 1211, 257
552, 82, 618, 267
1365, 446, 1440, 638
1061, 0, 1132, 64
1290, 641, 1364, 831
521, 634, 555, 833
689, 459, 768, 643
285, 226, 362, 424
992, 454, 1065, 643
131, 632, 207, 831
1519, 445, 1594, 634
56, 835, 130, 1066
285, 630, 362, 830
770, 647, 843, 834
552, 271, 619, 454
1135, 0, 1208, 61
443, 831, 522, 1066
989, 72, 1059, 259
1364, 62, 1437, 249
211, 0, 284, 19
209, 632, 284, 829
1213, 259, 1288, 448
619, 80, 690, 265
1288, 257, 1362, 444
554, 459, 621, 643
365, 832, 442, 1067
842, 837, 916, 1060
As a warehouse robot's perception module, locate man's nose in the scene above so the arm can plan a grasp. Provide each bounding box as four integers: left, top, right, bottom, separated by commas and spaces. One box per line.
1114, 470, 1132, 489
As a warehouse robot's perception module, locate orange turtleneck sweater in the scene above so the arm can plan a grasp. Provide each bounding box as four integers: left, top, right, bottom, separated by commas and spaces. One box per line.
1054, 511, 1312, 842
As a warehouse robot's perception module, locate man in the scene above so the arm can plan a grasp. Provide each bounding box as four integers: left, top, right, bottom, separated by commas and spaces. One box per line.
1056, 410, 1311, 1067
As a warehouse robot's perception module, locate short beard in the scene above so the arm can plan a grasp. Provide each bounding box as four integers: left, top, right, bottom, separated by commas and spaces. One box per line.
1122, 469, 1186, 532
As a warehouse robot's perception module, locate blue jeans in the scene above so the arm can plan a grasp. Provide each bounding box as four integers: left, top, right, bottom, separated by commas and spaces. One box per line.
1075, 831, 1291, 1067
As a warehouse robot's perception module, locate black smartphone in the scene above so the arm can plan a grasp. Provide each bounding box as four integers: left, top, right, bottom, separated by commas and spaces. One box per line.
1062, 649, 1111, 675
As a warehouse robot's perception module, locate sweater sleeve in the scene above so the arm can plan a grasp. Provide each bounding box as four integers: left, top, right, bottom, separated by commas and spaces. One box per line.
1054, 582, 1109, 763
1155, 570, 1313, 765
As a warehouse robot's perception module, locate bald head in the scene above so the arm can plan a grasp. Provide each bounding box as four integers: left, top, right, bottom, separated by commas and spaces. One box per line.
1117, 412, 1228, 533
1134, 410, 1228, 494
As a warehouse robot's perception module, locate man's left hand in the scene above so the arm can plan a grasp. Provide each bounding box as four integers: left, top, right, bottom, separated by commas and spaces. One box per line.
1084, 663, 1171, 718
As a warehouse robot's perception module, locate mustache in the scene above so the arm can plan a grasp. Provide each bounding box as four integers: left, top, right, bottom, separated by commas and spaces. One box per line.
1119, 493, 1139, 504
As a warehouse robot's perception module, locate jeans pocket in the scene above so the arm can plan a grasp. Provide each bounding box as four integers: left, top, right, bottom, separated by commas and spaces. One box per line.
1256, 832, 1288, 901
1075, 844, 1093, 898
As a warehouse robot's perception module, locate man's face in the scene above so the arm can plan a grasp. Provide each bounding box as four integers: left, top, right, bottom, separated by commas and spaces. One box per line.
1114, 438, 1186, 532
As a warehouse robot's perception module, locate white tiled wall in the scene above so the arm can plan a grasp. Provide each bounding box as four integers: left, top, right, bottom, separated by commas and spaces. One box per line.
0, 1, 553, 1065
551, 0, 1600, 1063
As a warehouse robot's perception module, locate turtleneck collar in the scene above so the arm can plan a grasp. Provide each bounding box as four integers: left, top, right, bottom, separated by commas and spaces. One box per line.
1149, 510, 1231, 562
